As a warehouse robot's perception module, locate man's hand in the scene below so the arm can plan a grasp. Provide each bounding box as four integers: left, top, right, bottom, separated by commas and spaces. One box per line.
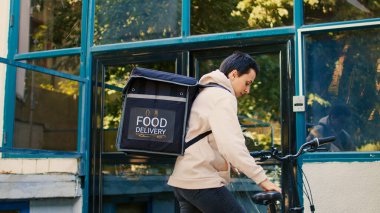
258, 179, 281, 192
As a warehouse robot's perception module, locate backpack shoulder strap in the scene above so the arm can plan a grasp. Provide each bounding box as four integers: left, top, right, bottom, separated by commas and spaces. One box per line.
200, 83, 231, 93
184, 83, 230, 150
184, 130, 212, 150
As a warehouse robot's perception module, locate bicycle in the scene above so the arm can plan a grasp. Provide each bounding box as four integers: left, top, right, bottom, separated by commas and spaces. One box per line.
250, 136, 336, 213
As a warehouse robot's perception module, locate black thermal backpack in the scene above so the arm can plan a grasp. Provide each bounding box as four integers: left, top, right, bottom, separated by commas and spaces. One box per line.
116, 67, 227, 157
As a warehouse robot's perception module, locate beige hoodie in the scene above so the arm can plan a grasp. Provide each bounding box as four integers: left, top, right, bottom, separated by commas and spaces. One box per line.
167, 70, 267, 189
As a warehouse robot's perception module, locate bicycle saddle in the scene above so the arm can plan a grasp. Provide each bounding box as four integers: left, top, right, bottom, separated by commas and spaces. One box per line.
251, 191, 282, 205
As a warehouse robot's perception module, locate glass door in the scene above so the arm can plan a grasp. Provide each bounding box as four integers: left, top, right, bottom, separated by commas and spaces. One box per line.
90, 52, 183, 213
190, 44, 293, 212
90, 42, 294, 213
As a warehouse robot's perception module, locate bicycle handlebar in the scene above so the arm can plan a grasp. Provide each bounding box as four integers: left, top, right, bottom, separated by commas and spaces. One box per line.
250, 136, 336, 161
313, 136, 335, 146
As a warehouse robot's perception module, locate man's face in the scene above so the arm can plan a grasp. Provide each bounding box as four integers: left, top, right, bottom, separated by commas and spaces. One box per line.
229, 68, 256, 97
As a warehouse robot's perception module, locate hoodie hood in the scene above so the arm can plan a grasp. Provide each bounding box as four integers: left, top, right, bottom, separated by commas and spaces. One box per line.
318, 116, 329, 126
199, 70, 235, 96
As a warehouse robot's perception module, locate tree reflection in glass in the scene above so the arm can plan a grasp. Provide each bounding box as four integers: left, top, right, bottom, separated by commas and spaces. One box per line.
305, 28, 380, 151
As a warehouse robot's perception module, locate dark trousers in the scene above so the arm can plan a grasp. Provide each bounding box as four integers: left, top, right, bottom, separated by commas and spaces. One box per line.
172, 186, 245, 213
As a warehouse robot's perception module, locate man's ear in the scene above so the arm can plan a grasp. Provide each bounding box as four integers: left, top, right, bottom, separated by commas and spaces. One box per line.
228, 69, 238, 79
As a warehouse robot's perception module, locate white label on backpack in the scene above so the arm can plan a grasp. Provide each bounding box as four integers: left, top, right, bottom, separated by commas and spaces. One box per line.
128, 107, 175, 143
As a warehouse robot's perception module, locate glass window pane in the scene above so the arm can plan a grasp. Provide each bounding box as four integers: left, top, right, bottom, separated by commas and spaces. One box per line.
305, 28, 380, 152
196, 58, 223, 78
191, 0, 293, 35
103, 62, 176, 152
304, 0, 380, 25
103, 89, 122, 152
19, 0, 82, 53
22, 55, 80, 75
105, 62, 175, 87
14, 71, 79, 151
94, 0, 181, 45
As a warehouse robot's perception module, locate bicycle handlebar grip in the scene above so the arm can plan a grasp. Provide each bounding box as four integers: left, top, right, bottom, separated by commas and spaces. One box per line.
317, 136, 336, 145
250, 150, 272, 158
250, 151, 262, 157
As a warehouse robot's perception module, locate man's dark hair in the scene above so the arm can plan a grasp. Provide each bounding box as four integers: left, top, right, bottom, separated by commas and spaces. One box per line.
219, 51, 260, 77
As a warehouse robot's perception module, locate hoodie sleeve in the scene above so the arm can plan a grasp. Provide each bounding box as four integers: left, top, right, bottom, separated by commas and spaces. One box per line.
208, 94, 268, 184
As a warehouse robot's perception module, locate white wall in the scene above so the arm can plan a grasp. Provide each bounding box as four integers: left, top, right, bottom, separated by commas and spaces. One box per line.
302, 161, 380, 213
0, 0, 10, 149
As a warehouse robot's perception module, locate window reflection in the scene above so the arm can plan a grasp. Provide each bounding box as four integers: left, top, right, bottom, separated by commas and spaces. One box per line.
305, 28, 380, 152
22, 56, 80, 75
103, 89, 122, 152
191, 0, 293, 35
19, 0, 81, 53
94, 0, 181, 45
14, 71, 79, 151
103, 163, 173, 177
304, 0, 380, 24
306, 104, 356, 151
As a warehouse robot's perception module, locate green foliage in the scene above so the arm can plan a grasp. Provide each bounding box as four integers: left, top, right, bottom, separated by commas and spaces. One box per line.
94, 0, 181, 44
28, 55, 80, 98
232, 0, 293, 28
304, 0, 380, 24
244, 130, 274, 151
307, 93, 331, 107
191, 0, 293, 34
104, 90, 123, 129
105, 67, 131, 88
191, 0, 248, 34
357, 141, 380, 152
39, 80, 79, 96
238, 54, 280, 123
30, 0, 81, 51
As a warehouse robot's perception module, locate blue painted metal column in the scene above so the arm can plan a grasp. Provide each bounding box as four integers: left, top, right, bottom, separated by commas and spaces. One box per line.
79, 0, 94, 211
294, 0, 305, 148
182, 0, 190, 37
181, 0, 191, 76
293, 0, 306, 209
3, 0, 20, 155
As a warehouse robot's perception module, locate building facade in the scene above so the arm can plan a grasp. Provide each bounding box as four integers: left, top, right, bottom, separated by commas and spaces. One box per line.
1, 0, 380, 212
